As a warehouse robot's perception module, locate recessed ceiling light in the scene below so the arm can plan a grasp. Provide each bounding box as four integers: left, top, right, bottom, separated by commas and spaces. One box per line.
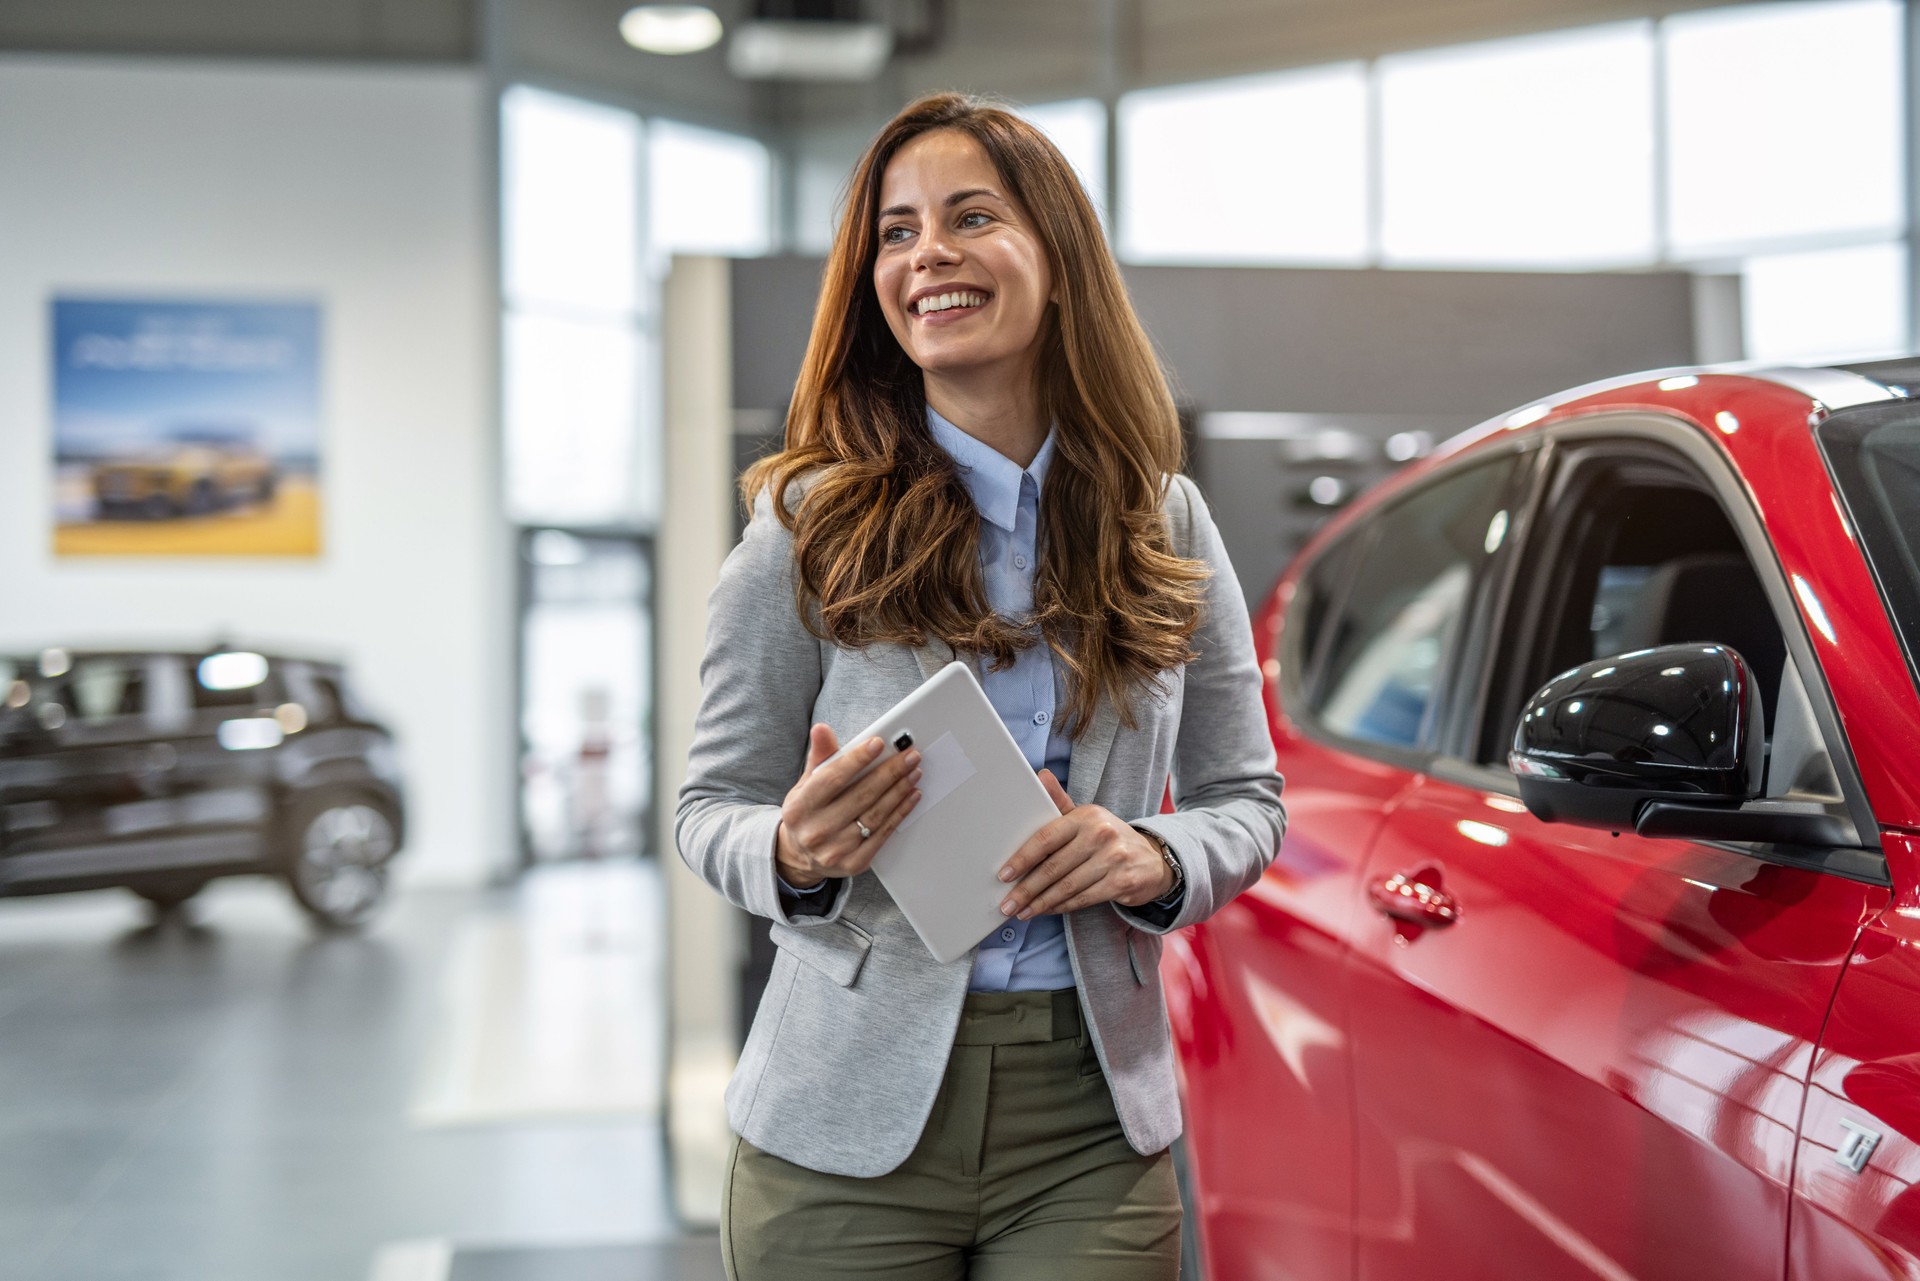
620, 5, 723, 55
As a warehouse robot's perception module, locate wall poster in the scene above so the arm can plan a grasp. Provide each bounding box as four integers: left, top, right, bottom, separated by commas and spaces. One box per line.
52, 298, 322, 557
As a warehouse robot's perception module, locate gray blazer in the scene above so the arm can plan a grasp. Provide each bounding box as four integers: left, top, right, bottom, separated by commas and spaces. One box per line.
675, 471, 1286, 1178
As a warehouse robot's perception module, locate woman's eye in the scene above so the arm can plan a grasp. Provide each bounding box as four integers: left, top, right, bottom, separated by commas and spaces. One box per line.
959, 211, 990, 229
881, 225, 912, 244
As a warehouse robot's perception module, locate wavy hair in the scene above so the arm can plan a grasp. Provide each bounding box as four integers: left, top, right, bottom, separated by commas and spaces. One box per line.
742, 92, 1208, 735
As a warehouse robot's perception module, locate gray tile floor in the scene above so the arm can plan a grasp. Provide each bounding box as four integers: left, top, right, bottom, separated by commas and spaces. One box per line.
0, 868, 714, 1281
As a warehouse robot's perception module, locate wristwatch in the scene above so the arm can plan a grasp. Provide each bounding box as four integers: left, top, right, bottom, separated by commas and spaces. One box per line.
1134, 826, 1184, 901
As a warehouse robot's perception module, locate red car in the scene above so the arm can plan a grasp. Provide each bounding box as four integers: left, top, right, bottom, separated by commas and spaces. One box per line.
1167, 359, 1920, 1280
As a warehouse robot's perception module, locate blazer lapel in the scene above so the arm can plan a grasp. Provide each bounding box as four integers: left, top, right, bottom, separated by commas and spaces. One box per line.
1066, 698, 1120, 807
912, 637, 956, 683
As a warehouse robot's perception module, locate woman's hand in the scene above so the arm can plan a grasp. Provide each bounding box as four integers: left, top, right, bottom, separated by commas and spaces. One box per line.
995, 770, 1175, 918
775, 725, 923, 888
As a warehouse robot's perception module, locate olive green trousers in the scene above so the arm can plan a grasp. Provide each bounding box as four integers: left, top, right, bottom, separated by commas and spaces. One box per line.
722, 987, 1182, 1280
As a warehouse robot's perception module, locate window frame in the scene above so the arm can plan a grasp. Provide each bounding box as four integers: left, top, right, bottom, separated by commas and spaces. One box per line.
1281, 442, 1539, 774
1453, 411, 1886, 886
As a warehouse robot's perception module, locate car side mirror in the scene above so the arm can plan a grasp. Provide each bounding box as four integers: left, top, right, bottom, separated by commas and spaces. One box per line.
1509, 643, 1765, 833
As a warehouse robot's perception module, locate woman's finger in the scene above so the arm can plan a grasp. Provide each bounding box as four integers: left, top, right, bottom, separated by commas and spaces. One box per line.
842, 781, 923, 875
849, 764, 920, 838
1000, 826, 1092, 916
803, 734, 887, 800
816, 746, 921, 829
1016, 848, 1107, 919
998, 814, 1077, 887
800, 724, 839, 779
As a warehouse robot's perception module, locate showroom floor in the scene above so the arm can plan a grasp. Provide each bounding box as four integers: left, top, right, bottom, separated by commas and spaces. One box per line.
0, 861, 723, 1281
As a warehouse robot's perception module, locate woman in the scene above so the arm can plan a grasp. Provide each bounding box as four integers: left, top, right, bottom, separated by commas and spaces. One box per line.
677, 92, 1285, 1279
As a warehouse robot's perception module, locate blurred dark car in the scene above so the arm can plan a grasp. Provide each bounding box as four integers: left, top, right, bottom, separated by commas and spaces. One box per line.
0, 648, 406, 929
91, 426, 277, 519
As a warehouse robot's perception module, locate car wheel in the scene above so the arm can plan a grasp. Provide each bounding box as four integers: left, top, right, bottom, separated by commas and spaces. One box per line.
283, 794, 396, 930
130, 878, 206, 915
1173, 1136, 1209, 1281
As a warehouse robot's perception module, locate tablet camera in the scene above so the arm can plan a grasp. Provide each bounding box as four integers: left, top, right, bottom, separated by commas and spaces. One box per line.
893, 732, 913, 751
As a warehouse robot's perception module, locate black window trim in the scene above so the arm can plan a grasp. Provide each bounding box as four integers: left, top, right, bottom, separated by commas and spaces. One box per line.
1280, 440, 1542, 778
1446, 411, 1887, 889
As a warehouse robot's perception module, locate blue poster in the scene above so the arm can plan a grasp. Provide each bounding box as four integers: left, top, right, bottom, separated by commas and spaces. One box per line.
51, 298, 322, 556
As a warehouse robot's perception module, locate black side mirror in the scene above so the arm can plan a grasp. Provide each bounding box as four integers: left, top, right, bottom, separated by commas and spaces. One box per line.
1509, 643, 1764, 832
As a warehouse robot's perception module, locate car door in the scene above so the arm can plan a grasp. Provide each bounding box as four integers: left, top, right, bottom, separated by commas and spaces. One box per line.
0, 653, 190, 889
1347, 419, 1888, 1281
163, 651, 284, 862
1176, 450, 1528, 1280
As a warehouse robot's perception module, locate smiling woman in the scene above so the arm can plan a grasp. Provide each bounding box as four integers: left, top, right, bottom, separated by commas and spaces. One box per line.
679, 92, 1287, 1281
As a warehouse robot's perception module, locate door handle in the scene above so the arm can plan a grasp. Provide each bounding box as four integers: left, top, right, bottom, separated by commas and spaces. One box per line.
1368, 871, 1460, 928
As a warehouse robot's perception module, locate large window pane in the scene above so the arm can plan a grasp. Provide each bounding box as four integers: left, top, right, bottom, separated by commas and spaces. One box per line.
648, 120, 773, 258
504, 312, 651, 526
1019, 98, 1108, 220
1119, 65, 1369, 265
1743, 241, 1910, 364
1665, 0, 1903, 256
501, 86, 641, 316
1379, 22, 1656, 267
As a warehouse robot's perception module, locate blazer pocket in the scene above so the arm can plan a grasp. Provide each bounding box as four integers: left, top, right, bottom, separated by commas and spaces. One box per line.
1127, 928, 1162, 986
769, 917, 873, 988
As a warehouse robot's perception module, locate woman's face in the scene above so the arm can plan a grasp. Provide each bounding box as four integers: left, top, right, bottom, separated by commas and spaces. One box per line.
872, 129, 1054, 383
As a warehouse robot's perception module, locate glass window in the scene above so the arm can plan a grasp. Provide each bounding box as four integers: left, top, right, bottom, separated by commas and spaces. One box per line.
1742, 241, 1911, 364
1664, 0, 1902, 256
648, 120, 773, 259
1820, 403, 1920, 694
504, 312, 652, 527
192, 654, 283, 712
1118, 65, 1369, 265
1313, 458, 1516, 749
58, 658, 147, 723
501, 86, 643, 317
1018, 98, 1108, 221
1378, 22, 1656, 267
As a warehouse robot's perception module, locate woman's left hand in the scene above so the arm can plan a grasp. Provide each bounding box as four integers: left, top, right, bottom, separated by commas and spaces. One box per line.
996, 770, 1175, 918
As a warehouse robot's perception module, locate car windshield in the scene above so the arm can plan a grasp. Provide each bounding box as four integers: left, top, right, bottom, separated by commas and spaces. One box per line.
1819, 401, 1920, 693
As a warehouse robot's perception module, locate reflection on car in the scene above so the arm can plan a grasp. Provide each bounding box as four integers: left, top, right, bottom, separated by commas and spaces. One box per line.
90, 425, 278, 519
0, 647, 405, 929
1167, 359, 1920, 1281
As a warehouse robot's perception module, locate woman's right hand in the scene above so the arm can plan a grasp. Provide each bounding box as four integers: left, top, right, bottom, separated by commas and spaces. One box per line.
775, 725, 923, 888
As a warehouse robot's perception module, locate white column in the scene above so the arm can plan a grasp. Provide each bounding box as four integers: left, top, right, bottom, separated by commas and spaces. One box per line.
657, 253, 741, 1227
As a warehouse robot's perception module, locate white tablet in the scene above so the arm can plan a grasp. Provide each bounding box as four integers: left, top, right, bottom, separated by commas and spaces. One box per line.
834, 660, 1062, 964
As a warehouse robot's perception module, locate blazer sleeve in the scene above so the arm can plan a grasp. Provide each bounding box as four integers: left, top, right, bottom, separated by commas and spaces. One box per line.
674, 486, 850, 927
1122, 472, 1288, 935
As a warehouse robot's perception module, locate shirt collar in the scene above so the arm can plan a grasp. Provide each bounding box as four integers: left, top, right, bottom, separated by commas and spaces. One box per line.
925, 405, 1057, 534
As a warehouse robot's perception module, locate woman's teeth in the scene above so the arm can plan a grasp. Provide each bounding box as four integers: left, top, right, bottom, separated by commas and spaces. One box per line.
915, 291, 988, 316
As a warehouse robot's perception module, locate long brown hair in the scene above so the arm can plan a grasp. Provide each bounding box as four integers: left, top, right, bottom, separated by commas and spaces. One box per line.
743, 92, 1208, 734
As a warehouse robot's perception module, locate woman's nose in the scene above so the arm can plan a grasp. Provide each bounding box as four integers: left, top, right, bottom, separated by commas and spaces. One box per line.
911, 229, 961, 270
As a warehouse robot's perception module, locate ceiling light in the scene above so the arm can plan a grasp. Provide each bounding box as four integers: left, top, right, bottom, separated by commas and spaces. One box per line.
620, 5, 724, 55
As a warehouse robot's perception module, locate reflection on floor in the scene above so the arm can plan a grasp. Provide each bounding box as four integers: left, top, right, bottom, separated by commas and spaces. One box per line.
0, 860, 721, 1281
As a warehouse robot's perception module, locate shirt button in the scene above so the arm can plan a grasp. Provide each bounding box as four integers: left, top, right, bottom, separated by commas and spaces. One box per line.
1033, 710, 1049, 726
1013, 554, 1028, 570
1000, 928, 1016, 942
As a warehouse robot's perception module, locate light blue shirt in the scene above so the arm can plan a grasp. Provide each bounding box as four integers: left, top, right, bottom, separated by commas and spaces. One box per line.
922, 406, 1077, 993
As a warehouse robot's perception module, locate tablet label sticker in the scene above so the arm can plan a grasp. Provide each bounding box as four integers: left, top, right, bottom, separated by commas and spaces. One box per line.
895, 731, 975, 833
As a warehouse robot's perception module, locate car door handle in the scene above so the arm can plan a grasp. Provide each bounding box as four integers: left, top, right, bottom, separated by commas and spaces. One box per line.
1368, 872, 1460, 928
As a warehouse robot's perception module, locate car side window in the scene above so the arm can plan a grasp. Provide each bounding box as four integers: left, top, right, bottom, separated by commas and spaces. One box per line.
191, 652, 285, 714
1481, 447, 1839, 804
53, 657, 148, 725
1307, 456, 1519, 751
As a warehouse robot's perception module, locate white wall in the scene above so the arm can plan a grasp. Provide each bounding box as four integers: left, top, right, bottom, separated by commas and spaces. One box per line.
0, 56, 509, 887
